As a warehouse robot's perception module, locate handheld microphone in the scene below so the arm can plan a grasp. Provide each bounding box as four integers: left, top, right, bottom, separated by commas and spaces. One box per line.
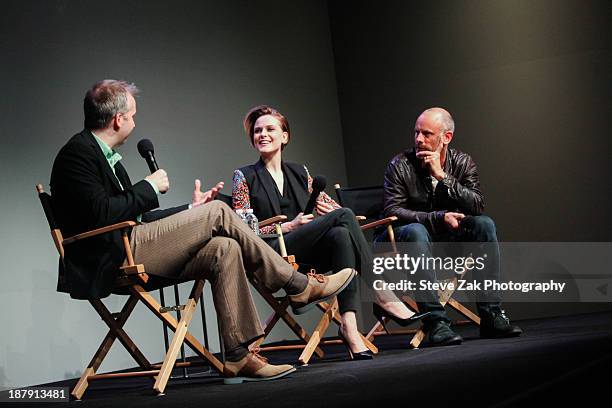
137, 138, 165, 194
303, 175, 327, 215
137, 138, 158, 172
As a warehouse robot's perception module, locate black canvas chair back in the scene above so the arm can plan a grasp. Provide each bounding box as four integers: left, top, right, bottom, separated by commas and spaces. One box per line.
333, 184, 396, 243
37, 186, 58, 230
334, 185, 384, 223
36, 184, 68, 290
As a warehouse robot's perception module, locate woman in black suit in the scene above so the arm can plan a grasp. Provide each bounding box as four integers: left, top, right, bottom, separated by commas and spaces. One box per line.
232, 105, 428, 359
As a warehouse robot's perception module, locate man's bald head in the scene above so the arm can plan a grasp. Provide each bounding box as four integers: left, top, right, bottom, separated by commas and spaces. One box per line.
419, 107, 455, 133
414, 107, 455, 157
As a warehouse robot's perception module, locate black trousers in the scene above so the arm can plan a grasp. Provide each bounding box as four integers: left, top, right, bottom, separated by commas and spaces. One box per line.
267, 208, 371, 314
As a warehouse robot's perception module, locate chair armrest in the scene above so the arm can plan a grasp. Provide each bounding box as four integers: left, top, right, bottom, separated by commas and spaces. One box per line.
259, 234, 280, 239
360, 216, 398, 231
63, 221, 138, 245
259, 215, 288, 228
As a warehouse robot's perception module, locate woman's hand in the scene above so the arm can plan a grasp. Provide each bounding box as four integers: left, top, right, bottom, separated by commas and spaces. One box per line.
315, 201, 335, 216
281, 212, 313, 233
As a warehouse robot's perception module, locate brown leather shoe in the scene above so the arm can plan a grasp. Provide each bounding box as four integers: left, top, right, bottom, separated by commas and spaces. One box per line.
289, 268, 356, 315
223, 349, 296, 385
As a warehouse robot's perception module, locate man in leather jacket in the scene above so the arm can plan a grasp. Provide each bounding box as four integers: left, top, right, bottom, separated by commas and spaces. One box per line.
377, 107, 522, 346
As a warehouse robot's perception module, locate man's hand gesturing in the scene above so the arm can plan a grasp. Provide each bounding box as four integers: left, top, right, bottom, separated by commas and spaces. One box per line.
192, 179, 224, 208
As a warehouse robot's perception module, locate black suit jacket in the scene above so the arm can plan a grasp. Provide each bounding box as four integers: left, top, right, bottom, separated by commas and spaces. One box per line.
238, 159, 309, 221
50, 130, 187, 299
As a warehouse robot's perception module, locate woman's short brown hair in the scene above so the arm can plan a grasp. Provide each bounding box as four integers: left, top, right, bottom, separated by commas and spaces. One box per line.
243, 105, 291, 149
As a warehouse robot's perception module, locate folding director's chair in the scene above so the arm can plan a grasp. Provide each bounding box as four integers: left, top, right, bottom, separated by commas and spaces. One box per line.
334, 184, 480, 348
36, 184, 223, 399
215, 193, 377, 364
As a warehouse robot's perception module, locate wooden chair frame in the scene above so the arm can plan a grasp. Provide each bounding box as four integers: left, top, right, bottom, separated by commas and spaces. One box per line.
36, 184, 223, 400
214, 194, 377, 365
235, 215, 378, 365
333, 183, 480, 348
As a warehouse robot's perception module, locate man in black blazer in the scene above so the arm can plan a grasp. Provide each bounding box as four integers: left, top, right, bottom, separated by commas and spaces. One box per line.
50, 79, 355, 383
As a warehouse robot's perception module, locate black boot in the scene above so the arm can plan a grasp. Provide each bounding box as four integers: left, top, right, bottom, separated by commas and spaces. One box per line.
480, 309, 522, 338
425, 319, 463, 346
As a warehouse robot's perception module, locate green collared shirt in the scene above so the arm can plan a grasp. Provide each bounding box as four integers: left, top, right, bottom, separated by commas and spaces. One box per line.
91, 132, 124, 189
91, 131, 159, 222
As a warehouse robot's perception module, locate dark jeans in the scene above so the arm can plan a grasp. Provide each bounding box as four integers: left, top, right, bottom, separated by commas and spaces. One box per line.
377, 215, 502, 323
268, 208, 371, 314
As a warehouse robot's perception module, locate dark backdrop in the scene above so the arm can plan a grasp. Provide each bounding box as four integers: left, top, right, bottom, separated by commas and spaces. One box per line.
328, 0, 612, 325
329, 0, 612, 242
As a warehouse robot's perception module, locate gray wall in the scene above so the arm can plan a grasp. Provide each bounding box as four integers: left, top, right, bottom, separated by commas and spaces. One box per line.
328, 0, 612, 321
0, 0, 346, 389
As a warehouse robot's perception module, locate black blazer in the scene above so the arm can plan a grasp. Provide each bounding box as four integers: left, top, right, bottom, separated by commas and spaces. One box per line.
238, 160, 309, 221
50, 130, 187, 299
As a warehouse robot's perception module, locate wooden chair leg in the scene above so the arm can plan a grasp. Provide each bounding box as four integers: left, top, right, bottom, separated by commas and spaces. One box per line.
359, 329, 378, 353
447, 298, 481, 325
72, 368, 95, 401
252, 286, 325, 358
91, 299, 152, 369
318, 301, 379, 354
387, 224, 397, 254
257, 298, 289, 339
409, 329, 427, 348
132, 284, 224, 374
366, 320, 385, 342
410, 277, 461, 348
72, 296, 142, 400
250, 247, 329, 357
298, 299, 338, 365
152, 280, 205, 394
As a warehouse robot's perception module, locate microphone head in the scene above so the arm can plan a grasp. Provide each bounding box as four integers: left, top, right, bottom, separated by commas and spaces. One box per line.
312, 175, 327, 192
137, 138, 155, 158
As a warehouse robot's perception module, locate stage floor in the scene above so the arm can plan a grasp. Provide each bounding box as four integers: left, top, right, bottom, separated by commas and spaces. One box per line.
10, 310, 612, 407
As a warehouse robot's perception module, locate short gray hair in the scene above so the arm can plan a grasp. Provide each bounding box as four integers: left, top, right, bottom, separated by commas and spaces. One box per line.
422, 107, 455, 133
83, 79, 139, 130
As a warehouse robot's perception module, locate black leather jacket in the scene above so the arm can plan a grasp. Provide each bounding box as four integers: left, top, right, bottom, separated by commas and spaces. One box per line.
382, 147, 484, 234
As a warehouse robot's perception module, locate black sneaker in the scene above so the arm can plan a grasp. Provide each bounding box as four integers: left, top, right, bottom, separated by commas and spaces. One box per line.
480, 309, 523, 338
425, 320, 463, 346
